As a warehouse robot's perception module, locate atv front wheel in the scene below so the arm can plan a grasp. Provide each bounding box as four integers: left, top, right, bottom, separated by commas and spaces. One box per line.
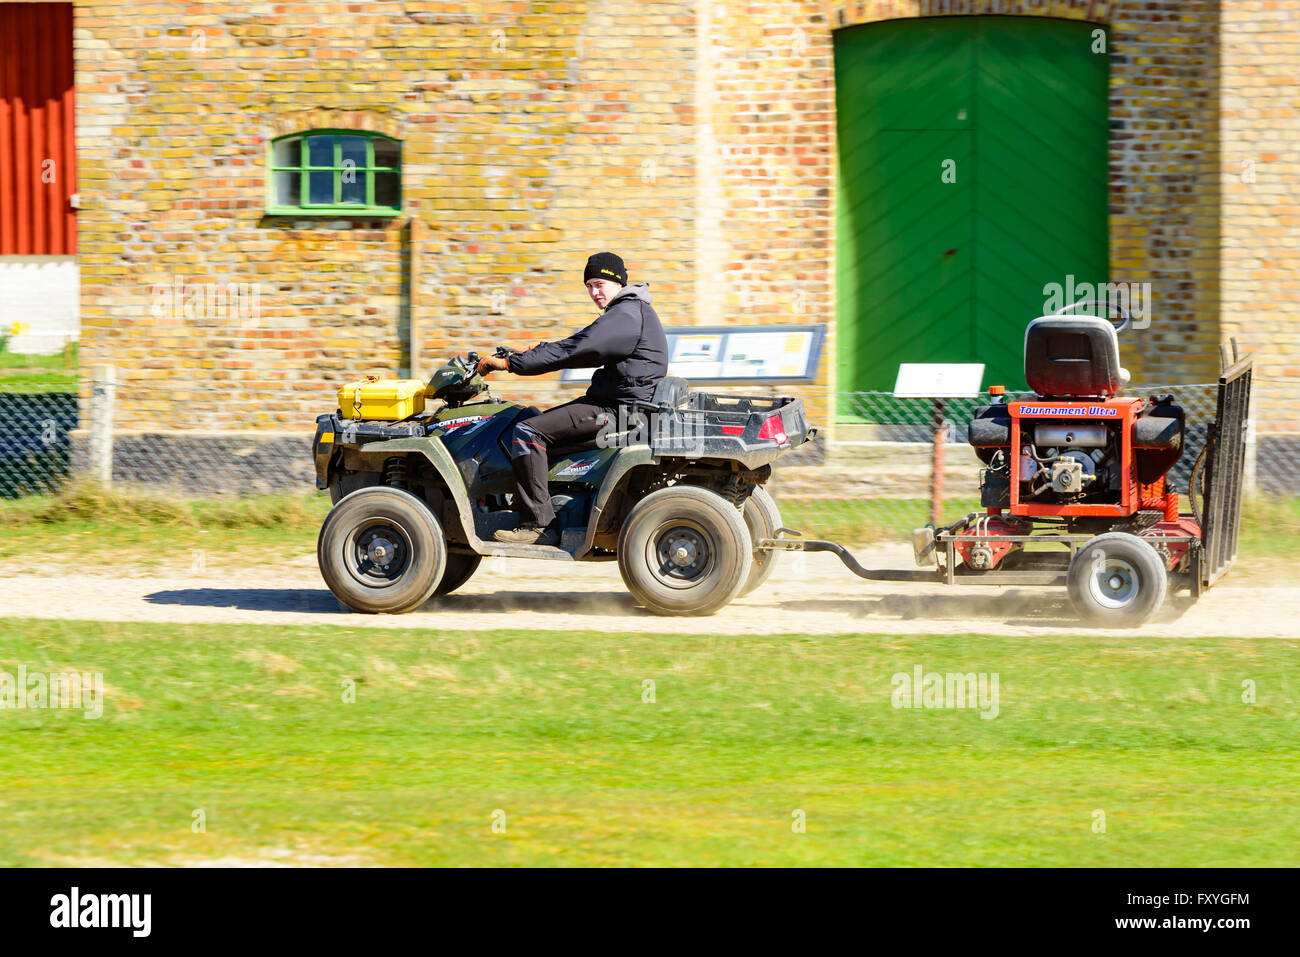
1066, 532, 1168, 627
617, 485, 752, 616
739, 486, 782, 597
318, 487, 447, 614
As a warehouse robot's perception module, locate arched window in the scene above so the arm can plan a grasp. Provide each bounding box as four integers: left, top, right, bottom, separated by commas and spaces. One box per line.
267, 131, 401, 215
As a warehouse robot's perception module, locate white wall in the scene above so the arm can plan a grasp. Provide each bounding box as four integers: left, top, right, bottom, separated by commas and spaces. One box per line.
0, 255, 79, 354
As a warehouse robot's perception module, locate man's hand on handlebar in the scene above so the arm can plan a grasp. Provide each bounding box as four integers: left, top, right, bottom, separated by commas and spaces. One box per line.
476, 354, 509, 376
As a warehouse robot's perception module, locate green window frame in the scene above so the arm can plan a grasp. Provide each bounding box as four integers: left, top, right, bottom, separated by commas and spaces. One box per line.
266, 130, 401, 216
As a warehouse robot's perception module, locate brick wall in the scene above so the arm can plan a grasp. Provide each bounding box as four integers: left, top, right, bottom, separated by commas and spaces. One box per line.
696, 1, 837, 429
1220, 0, 1300, 433
75, 0, 1299, 443
75, 0, 698, 429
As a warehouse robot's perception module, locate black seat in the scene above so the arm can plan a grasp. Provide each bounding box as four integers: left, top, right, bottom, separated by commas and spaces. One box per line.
546, 408, 615, 460
546, 379, 689, 459
650, 375, 689, 408
1024, 317, 1130, 397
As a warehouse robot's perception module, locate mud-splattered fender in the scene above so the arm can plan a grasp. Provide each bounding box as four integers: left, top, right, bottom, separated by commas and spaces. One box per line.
339, 435, 480, 548
582, 445, 657, 554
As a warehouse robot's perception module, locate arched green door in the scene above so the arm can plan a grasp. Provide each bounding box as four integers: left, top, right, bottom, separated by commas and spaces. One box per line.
835, 16, 1109, 414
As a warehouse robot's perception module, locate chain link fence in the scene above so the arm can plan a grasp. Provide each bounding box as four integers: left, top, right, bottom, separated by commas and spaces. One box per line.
0, 391, 79, 498
67, 370, 322, 496
829, 383, 1232, 496
4, 372, 1296, 547
756, 383, 1258, 540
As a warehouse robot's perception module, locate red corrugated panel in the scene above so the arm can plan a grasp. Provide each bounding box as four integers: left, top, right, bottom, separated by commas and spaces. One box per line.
0, 3, 76, 255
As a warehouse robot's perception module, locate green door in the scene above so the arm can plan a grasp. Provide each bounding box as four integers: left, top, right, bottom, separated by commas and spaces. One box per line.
835, 16, 1109, 413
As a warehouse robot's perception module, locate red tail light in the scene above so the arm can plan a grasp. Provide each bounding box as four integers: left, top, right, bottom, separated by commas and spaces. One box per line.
721, 425, 744, 436
757, 417, 788, 443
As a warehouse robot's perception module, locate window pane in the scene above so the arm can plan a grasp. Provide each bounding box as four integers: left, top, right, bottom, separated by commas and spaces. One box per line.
273, 170, 300, 206
340, 171, 367, 205
339, 135, 367, 169
308, 171, 334, 204
374, 172, 400, 208
373, 138, 400, 168
272, 137, 300, 168
307, 135, 334, 167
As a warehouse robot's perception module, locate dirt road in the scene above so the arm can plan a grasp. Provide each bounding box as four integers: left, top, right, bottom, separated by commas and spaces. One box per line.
5, 544, 1299, 638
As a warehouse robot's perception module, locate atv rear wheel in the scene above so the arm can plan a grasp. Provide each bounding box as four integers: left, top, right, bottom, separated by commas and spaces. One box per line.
318, 487, 447, 614
617, 485, 752, 616
739, 486, 782, 597
435, 551, 482, 596
1066, 532, 1168, 627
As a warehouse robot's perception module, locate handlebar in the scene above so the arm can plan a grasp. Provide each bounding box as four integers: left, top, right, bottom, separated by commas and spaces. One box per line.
1052, 298, 1132, 334
460, 346, 514, 376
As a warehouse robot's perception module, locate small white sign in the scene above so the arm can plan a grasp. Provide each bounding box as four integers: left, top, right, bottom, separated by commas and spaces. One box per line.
893, 363, 985, 398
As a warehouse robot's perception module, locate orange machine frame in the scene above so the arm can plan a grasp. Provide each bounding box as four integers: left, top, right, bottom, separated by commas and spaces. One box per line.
1004, 397, 1143, 517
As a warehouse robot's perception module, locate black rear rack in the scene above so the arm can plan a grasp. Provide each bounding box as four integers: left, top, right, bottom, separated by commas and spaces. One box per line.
1200, 341, 1253, 589
631, 391, 813, 468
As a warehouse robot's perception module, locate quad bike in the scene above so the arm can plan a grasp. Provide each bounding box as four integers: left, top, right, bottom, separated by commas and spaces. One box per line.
311, 347, 815, 616
761, 301, 1254, 627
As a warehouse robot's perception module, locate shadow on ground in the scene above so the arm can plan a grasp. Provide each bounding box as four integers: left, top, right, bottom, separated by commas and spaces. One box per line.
777, 589, 1200, 628
142, 585, 1203, 628
144, 587, 644, 616
144, 588, 338, 613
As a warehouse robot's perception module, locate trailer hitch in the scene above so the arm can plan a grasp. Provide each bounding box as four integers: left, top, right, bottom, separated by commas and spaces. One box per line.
756, 528, 942, 583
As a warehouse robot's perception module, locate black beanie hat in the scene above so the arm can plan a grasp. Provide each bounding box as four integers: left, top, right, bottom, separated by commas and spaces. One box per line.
584, 252, 627, 286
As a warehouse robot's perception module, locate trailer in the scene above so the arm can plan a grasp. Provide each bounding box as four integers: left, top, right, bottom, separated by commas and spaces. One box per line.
758, 306, 1254, 627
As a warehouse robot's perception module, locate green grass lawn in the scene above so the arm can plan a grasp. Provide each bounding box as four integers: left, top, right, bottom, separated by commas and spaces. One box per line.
0, 345, 77, 393
0, 619, 1295, 866
780, 496, 983, 542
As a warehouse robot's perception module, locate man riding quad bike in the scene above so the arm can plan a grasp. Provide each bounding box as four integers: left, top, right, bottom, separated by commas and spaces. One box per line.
311, 253, 816, 617
474, 252, 668, 546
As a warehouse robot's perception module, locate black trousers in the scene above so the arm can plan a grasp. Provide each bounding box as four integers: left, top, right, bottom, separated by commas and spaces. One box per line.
508, 397, 616, 528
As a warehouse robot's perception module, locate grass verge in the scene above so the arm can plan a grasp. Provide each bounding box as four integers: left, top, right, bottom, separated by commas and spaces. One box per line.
0, 483, 330, 570
0, 619, 1295, 866
0, 345, 77, 393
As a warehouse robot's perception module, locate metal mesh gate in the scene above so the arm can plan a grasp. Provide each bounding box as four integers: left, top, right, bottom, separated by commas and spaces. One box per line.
1201, 351, 1254, 587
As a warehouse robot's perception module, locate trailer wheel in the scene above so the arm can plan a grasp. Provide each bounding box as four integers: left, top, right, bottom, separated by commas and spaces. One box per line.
434, 552, 482, 596
739, 486, 782, 597
617, 485, 752, 616
318, 487, 447, 614
1066, 532, 1168, 627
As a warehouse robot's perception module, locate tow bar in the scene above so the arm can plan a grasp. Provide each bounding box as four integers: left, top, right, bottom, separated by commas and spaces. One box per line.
757, 527, 942, 583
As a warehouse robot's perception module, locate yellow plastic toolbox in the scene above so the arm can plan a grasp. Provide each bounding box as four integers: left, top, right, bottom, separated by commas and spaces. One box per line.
337, 376, 426, 421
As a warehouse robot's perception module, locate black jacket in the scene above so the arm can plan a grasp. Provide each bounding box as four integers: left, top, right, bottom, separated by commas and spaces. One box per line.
507, 282, 669, 405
